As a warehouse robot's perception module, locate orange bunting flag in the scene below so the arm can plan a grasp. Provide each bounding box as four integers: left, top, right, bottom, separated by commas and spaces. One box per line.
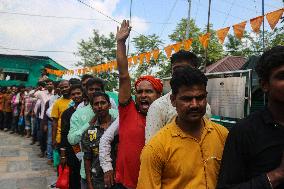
233, 21, 247, 40
113, 61, 118, 69
164, 45, 173, 59
152, 49, 160, 61
145, 52, 151, 63
199, 33, 211, 48
216, 27, 230, 44
139, 53, 145, 64
173, 42, 182, 53
266, 8, 284, 30
128, 57, 133, 66
250, 16, 264, 33
132, 56, 138, 65
183, 38, 193, 51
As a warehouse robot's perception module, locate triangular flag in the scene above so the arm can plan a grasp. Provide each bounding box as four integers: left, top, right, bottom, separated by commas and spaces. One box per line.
173, 42, 182, 53
139, 53, 145, 64
250, 16, 264, 33
183, 38, 193, 51
233, 21, 247, 40
132, 56, 138, 64
164, 45, 173, 59
128, 57, 133, 68
266, 8, 284, 30
216, 27, 230, 44
145, 52, 151, 63
199, 33, 211, 48
152, 49, 160, 61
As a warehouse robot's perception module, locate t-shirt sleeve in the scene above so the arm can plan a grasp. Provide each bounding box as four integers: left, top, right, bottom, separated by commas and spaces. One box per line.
118, 99, 135, 117
51, 100, 59, 119
136, 142, 165, 189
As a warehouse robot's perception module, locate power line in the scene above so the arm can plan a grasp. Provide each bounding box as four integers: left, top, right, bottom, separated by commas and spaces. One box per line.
159, 0, 179, 38
0, 10, 175, 25
0, 45, 74, 54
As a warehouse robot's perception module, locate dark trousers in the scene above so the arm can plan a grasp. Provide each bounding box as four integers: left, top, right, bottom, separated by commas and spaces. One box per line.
4, 112, 13, 130
32, 117, 41, 142
11, 115, 19, 132
0, 111, 4, 130
40, 120, 47, 153
68, 149, 81, 189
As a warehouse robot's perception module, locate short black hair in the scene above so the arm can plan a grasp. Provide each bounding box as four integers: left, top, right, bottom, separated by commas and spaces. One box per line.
86, 77, 105, 91
37, 81, 46, 87
53, 81, 60, 88
45, 79, 52, 83
69, 84, 83, 93
81, 74, 94, 82
170, 66, 208, 95
91, 91, 110, 104
170, 50, 199, 68
69, 78, 81, 85
256, 46, 284, 81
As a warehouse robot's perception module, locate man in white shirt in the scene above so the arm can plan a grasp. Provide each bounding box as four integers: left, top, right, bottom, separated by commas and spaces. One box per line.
145, 50, 212, 143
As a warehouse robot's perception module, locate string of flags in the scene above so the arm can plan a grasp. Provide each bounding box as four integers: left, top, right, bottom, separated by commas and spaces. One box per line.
46, 8, 284, 77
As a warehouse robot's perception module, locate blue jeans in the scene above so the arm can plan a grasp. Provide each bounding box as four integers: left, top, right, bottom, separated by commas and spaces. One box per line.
47, 120, 53, 160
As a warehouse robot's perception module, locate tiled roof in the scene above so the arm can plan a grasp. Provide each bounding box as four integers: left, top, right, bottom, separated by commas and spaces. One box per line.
206, 56, 247, 73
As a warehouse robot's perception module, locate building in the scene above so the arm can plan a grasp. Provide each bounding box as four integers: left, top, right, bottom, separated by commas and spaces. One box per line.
206, 56, 247, 73
0, 54, 66, 87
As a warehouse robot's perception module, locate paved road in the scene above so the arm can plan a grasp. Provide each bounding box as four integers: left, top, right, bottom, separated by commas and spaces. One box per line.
0, 131, 57, 189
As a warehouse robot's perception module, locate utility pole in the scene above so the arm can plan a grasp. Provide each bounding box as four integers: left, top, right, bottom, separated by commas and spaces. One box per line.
185, 0, 192, 39
201, 0, 212, 73
262, 0, 265, 52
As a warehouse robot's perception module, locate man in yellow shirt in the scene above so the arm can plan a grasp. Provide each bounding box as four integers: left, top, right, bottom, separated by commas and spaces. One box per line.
51, 80, 71, 147
137, 66, 228, 189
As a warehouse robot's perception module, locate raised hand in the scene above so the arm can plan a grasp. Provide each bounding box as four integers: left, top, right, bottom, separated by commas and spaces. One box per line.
116, 20, 131, 42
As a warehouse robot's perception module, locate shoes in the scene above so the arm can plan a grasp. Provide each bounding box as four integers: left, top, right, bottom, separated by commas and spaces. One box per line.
38, 153, 44, 158
47, 160, 53, 165
9, 131, 15, 134
4, 128, 9, 132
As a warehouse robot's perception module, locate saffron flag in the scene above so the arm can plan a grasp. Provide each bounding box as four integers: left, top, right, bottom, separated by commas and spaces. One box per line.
250, 16, 264, 33
216, 27, 230, 44
139, 53, 145, 64
199, 33, 211, 48
145, 52, 151, 63
183, 38, 193, 51
266, 8, 284, 30
164, 45, 173, 59
132, 56, 138, 65
173, 42, 182, 53
152, 49, 160, 61
233, 21, 247, 40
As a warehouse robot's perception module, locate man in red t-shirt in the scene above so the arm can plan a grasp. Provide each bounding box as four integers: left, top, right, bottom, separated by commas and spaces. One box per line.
114, 20, 163, 189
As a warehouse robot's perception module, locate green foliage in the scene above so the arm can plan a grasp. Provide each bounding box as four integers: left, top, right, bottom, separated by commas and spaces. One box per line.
169, 18, 225, 68
76, 30, 118, 91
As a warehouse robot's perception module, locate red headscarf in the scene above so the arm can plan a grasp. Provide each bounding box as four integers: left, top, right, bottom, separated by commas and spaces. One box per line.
135, 75, 163, 93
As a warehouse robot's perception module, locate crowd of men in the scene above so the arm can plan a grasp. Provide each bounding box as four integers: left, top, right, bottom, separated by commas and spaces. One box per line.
0, 20, 283, 189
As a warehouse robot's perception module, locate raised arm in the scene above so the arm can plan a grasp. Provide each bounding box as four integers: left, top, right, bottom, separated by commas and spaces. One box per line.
116, 20, 131, 104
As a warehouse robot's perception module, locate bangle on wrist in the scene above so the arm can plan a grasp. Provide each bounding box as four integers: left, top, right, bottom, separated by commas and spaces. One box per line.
60, 156, 66, 159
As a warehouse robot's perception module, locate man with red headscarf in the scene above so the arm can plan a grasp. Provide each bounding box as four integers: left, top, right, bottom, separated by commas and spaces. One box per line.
103, 20, 162, 189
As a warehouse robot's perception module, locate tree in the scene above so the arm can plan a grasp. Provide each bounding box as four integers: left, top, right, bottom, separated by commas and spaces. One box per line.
131, 34, 167, 78
76, 30, 118, 91
169, 19, 225, 68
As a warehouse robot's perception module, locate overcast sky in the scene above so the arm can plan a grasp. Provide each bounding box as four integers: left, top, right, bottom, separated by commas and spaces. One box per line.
0, 0, 283, 69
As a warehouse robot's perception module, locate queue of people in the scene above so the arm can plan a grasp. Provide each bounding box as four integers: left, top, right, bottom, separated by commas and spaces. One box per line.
0, 20, 283, 189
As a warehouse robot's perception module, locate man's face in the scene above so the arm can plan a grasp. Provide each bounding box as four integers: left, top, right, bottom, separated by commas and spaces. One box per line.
12, 86, 17, 94
70, 88, 83, 105
46, 82, 54, 92
172, 60, 195, 73
92, 96, 110, 118
87, 84, 103, 100
171, 85, 207, 124
262, 64, 284, 104
82, 78, 91, 92
135, 80, 161, 115
60, 81, 70, 97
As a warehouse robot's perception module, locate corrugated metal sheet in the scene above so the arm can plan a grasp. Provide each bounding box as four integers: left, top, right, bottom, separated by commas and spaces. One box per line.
206, 56, 247, 73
